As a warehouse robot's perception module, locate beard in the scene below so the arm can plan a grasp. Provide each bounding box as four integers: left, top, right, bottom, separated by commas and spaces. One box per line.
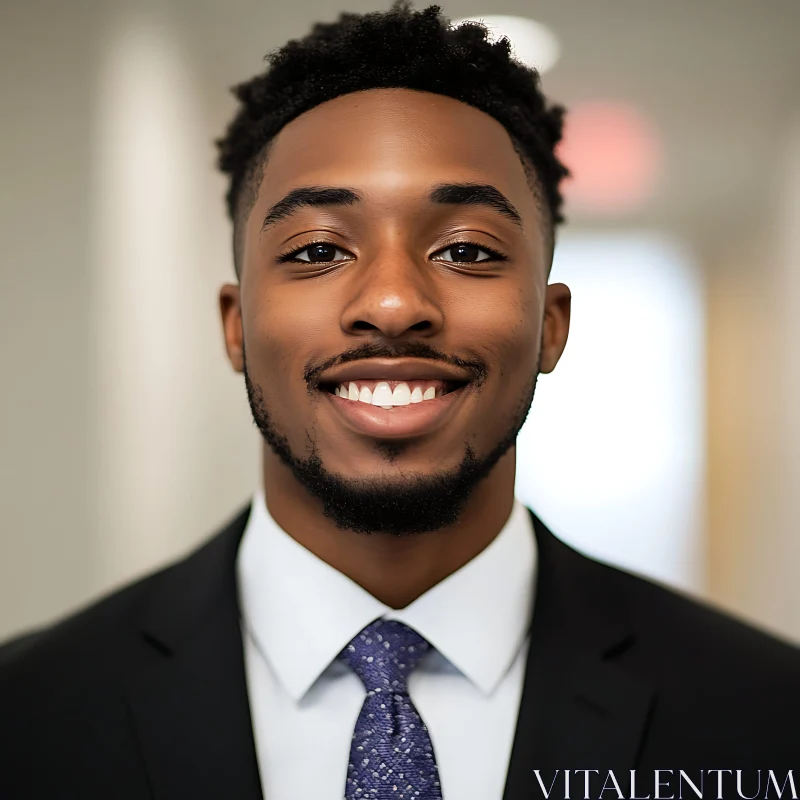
243, 350, 539, 536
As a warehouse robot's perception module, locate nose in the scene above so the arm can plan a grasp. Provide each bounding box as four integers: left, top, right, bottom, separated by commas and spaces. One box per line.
340, 251, 445, 339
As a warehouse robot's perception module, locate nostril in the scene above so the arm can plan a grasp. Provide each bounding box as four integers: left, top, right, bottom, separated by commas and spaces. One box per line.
349, 319, 433, 333
409, 320, 432, 332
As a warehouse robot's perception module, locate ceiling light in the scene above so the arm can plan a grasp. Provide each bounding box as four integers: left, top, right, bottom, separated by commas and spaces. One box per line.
451, 15, 561, 74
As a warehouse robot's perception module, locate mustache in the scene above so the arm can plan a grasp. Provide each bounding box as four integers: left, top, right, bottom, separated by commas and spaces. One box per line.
303, 341, 488, 387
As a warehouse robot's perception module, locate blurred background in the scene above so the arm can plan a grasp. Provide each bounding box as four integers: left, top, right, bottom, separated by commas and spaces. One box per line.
1, 0, 799, 643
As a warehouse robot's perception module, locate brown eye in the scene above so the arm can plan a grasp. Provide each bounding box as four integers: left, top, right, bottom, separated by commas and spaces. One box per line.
295, 243, 345, 263
433, 242, 501, 263
451, 244, 483, 262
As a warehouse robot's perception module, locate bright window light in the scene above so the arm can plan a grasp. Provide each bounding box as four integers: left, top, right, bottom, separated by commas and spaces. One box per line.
515, 232, 705, 593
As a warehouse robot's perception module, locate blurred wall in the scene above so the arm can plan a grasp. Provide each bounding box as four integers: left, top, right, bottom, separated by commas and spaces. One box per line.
89, 10, 258, 599
1, 1, 97, 636
706, 108, 800, 640
0, 1, 258, 640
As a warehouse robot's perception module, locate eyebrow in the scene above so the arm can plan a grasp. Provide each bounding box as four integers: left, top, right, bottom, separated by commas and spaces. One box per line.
428, 183, 523, 228
261, 182, 523, 231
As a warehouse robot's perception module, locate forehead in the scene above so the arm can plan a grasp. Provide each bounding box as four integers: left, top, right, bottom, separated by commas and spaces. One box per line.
256, 88, 536, 214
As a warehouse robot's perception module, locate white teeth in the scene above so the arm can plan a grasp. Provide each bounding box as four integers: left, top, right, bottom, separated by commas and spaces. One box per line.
335, 381, 445, 404
391, 382, 411, 406
371, 381, 393, 406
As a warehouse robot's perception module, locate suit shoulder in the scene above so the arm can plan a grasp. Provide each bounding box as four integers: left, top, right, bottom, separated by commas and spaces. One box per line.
535, 515, 798, 669
0, 504, 250, 680
545, 542, 800, 760
0, 559, 175, 679
587, 552, 799, 676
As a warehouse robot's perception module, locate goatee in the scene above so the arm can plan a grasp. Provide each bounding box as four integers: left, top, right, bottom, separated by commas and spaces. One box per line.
243, 352, 538, 536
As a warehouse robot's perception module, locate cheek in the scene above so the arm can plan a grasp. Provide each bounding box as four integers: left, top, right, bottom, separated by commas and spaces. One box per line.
451, 281, 541, 383
244, 287, 330, 405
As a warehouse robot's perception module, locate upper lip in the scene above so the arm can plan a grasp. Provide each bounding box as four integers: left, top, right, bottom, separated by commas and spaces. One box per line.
316, 358, 474, 386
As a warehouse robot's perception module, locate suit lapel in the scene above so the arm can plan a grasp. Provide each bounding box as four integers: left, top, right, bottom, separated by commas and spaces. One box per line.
126, 506, 263, 800
503, 511, 655, 799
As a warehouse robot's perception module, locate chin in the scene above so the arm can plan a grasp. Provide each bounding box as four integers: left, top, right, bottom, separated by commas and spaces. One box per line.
324, 443, 473, 477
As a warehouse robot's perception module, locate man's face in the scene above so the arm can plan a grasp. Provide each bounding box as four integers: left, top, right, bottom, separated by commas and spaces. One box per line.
221, 88, 570, 533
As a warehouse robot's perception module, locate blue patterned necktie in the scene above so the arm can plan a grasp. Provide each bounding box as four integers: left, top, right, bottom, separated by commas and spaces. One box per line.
338, 618, 443, 800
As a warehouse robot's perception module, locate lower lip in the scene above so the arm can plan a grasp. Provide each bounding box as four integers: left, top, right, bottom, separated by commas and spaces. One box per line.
322, 386, 469, 439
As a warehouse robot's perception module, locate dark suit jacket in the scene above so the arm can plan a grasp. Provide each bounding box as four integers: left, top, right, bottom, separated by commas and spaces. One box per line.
1, 506, 797, 799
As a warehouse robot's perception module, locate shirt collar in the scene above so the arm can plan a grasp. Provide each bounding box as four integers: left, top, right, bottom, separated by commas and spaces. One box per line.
237, 489, 536, 701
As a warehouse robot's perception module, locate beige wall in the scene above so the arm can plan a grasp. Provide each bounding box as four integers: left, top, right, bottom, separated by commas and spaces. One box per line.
706, 110, 800, 641
89, 10, 258, 596
0, 2, 258, 640
0, 1, 96, 636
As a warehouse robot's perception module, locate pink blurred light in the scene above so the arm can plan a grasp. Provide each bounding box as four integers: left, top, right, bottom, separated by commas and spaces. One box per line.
557, 101, 662, 214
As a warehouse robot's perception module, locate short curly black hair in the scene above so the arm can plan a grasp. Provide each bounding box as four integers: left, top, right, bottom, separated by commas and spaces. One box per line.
216, 1, 569, 275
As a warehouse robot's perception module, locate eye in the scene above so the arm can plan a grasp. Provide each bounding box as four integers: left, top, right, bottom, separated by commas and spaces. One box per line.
432, 242, 505, 264
279, 242, 353, 264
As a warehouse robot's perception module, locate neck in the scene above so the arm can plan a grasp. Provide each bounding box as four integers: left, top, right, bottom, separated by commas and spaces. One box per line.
261, 447, 517, 609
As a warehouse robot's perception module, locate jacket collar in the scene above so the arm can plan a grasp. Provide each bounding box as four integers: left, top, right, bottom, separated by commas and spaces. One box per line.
127, 505, 263, 800
502, 510, 655, 799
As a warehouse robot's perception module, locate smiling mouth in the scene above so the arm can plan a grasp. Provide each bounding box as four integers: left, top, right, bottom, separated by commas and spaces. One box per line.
320, 379, 468, 409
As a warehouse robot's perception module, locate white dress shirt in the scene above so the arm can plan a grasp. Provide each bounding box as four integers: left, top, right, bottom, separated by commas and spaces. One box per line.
237, 489, 537, 800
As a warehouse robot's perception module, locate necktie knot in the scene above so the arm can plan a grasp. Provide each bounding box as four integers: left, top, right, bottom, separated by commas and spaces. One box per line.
340, 618, 442, 799
339, 618, 431, 695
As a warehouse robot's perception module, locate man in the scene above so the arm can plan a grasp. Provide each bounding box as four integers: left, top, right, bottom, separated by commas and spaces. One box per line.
1, 3, 797, 799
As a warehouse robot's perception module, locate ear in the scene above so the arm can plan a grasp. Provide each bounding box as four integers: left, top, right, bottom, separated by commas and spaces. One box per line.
539, 282, 571, 374
219, 283, 244, 373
